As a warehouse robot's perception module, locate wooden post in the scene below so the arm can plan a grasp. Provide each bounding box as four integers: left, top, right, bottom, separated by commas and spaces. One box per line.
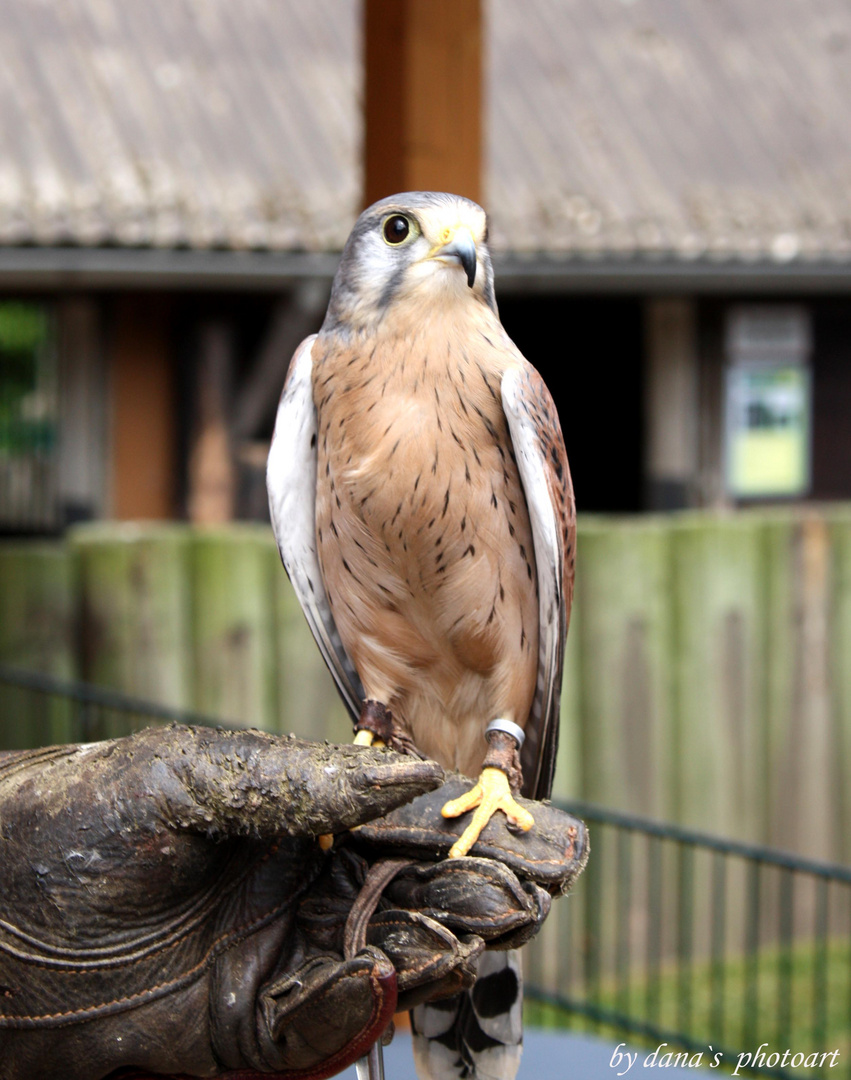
57, 298, 107, 524
644, 299, 699, 510
551, 579, 582, 803
0, 543, 76, 677
72, 524, 193, 724
111, 296, 177, 520
190, 526, 277, 729
567, 518, 674, 819
828, 509, 851, 865
188, 321, 236, 525
0, 542, 76, 747
763, 512, 842, 863
364, 0, 483, 206
670, 515, 766, 842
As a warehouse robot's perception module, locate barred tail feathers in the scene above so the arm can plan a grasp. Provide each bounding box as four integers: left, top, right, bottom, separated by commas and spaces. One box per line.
411, 949, 523, 1080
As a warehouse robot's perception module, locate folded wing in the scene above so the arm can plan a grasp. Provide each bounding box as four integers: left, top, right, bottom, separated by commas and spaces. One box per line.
266, 334, 365, 721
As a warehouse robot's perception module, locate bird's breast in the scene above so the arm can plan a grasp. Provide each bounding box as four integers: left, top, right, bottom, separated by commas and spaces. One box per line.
311, 330, 540, 743
315, 338, 529, 575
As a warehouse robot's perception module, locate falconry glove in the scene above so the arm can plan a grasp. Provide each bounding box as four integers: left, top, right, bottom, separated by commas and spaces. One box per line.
0, 726, 587, 1080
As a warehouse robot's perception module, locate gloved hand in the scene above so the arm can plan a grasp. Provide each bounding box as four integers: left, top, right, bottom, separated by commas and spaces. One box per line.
0, 727, 587, 1080
0, 726, 440, 1080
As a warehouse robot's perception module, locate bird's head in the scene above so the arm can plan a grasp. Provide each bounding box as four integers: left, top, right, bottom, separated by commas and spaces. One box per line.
322, 191, 497, 336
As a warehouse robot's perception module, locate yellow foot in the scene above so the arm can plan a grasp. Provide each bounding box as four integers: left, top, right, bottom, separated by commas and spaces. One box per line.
354, 729, 386, 748
318, 833, 334, 851
441, 767, 535, 858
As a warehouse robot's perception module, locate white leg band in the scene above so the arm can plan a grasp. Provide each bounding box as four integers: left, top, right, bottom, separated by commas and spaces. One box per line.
485, 718, 525, 749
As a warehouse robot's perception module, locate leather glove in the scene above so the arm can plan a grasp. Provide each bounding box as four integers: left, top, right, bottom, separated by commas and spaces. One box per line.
0, 728, 587, 1080
300, 775, 588, 1014
0, 726, 441, 1080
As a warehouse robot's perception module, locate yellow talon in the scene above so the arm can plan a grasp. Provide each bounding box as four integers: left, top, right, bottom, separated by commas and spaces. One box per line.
354, 729, 386, 748
441, 767, 535, 858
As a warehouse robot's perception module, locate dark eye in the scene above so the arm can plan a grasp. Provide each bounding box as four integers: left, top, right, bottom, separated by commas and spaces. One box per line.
383, 214, 411, 245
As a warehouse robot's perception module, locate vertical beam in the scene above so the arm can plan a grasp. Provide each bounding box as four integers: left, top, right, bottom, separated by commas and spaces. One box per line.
188, 321, 236, 525
364, 0, 482, 206
110, 295, 176, 520
57, 297, 106, 524
696, 303, 729, 509
643, 299, 699, 509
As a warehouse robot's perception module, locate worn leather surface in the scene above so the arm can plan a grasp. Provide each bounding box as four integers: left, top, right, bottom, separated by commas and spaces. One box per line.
352, 773, 589, 893
0, 729, 587, 1080
0, 728, 439, 1080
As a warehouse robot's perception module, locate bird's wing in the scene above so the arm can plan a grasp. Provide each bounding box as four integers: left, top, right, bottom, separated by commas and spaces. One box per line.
267, 334, 364, 722
501, 364, 576, 800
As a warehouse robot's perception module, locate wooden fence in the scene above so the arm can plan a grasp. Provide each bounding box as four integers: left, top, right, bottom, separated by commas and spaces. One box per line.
1, 508, 849, 863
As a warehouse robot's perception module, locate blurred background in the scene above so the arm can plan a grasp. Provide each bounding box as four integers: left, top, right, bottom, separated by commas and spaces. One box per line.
0, 1, 849, 1075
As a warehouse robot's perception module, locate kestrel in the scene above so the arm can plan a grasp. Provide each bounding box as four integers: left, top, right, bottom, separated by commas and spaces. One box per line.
267, 191, 575, 1078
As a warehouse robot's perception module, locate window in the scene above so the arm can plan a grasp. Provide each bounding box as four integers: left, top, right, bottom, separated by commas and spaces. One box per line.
724, 306, 811, 500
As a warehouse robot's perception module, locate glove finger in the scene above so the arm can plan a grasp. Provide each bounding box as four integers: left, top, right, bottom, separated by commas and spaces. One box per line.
152, 726, 443, 839
259, 946, 397, 1076
483, 881, 552, 950
385, 857, 539, 942
367, 909, 484, 1011
352, 773, 588, 890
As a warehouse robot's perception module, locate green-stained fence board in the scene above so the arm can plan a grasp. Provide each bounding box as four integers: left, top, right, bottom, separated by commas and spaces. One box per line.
552, 582, 582, 804
0, 541, 76, 745
759, 512, 840, 864
670, 515, 766, 843
828, 510, 851, 866
71, 524, 193, 734
191, 526, 278, 730
271, 544, 351, 744
0, 542, 76, 676
2, 507, 850, 864
761, 515, 800, 856
572, 517, 673, 819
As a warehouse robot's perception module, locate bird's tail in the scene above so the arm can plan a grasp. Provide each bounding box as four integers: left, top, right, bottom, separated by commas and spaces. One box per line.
411, 949, 523, 1080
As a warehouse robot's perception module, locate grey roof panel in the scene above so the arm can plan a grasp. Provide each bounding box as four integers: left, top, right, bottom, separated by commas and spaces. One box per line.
0, 0, 360, 252
0, 0, 850, 262
487, 0, 851, 261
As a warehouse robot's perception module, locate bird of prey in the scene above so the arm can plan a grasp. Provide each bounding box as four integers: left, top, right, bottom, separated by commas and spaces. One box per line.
267, 191, 575, 1079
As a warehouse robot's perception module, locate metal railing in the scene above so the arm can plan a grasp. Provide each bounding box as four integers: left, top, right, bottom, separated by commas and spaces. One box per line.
527, 800, 851, 1079
0, 664, 217, 749
1, 666, 849, 1078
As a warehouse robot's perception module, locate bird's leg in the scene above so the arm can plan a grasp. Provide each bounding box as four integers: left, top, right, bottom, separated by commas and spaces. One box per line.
318, 702, 392, 850
441, 725, 534, 859
354, 699, 392, 749
355, 699, 427, 758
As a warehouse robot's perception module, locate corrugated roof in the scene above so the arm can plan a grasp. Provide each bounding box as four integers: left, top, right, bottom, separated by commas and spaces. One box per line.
0, 0, 360, 251
1, 0, 850, 264
488, 0, 851, 262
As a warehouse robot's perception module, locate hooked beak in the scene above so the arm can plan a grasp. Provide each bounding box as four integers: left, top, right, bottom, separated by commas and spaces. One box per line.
432, 227, 478, 288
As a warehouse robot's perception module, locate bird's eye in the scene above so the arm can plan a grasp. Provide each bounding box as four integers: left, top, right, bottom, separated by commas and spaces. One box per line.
383, 214, 411, 245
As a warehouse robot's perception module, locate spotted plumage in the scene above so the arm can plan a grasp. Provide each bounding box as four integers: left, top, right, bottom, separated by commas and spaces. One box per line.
267, 191, 575, 1080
